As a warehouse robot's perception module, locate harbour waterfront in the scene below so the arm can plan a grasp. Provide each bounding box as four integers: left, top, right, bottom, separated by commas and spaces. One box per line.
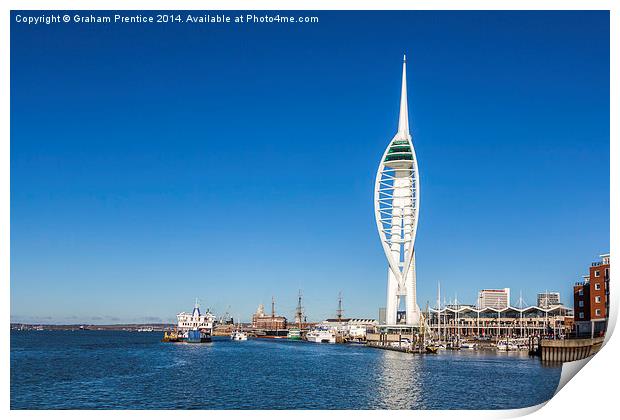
11, 330, 561, 410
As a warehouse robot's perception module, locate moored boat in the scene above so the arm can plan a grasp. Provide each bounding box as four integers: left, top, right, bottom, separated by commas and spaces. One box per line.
161, 330, 180, 342
306, 329, 336, 344
287, 328, 302, 340
260, 329, 288, 338
231, 330, 248, 341
496, 339, 518, 351
460, 341, 476, 349
425, 344, 439, 354
230, 319, 248, 341
163, 300, 215, 344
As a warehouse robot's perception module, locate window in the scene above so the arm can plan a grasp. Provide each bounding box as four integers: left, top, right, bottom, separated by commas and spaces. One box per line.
595, 283, 601, 291
579, 301, 584, 307
594, 270, 600, 277
579, 289, 584, 296
595, 296, 601, 303
579, 312, 584, 319
595, 309, 601, 316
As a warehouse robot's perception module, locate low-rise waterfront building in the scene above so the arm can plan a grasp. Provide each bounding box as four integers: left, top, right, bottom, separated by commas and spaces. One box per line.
430, 304, 572, 338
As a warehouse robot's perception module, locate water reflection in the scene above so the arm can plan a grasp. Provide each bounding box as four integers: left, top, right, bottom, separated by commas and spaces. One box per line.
372, 348, 561, 410
376, 351, 424, 409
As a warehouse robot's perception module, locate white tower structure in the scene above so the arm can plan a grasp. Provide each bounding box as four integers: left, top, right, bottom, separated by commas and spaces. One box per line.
374, 55, 421, 326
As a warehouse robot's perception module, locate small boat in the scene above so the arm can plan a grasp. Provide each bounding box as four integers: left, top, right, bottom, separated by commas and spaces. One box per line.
346, 339, 366, 345
230, 330, 248, 341
424, 336, 439, 354
161, 330, 180, 342
306, 329, 336, 343
287, 328, 302, 340
389, 338, 412, 349
425, 345, 439, 354
460, 341, 476, 349
496, 339, 518, 351
230, 319, 248, 341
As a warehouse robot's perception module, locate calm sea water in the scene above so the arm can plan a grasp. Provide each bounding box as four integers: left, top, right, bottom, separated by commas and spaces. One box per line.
11, 330, 561, 410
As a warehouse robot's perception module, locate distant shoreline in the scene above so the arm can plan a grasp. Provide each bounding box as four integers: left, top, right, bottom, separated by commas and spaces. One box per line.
11, 323, 174, 331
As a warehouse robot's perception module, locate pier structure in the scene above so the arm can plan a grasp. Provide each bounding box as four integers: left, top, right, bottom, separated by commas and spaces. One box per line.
375, 55, 421, 327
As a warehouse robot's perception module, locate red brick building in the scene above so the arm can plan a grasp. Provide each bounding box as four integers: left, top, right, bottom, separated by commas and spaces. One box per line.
251, 303, 287, 330
573, 253, 610, 337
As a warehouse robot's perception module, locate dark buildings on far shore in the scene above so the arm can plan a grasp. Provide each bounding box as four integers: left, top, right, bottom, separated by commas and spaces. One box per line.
574, 253, 610, 337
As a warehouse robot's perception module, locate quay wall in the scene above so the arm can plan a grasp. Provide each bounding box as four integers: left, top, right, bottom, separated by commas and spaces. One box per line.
539, 337, 604, 362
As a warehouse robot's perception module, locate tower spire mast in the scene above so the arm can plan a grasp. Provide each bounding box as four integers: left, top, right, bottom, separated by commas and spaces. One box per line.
397, 54, 410, 137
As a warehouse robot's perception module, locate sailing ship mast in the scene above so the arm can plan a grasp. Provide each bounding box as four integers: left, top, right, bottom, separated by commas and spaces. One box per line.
437, 282, 441, 343
295, 290, 304, 329
336, 292, 344, 322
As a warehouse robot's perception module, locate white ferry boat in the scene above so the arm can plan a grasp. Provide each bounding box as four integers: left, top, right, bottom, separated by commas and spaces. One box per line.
171, 299, 215, 343
306, 329, 336, 344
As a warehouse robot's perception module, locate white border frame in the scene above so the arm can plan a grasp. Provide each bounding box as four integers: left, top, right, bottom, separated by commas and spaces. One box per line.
2, 1, 617, 419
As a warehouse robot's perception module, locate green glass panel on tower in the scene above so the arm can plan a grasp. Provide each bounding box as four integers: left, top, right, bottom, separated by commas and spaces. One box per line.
385, 141, 413, 162
385, 154, 413, 162
388, 145, 411, 153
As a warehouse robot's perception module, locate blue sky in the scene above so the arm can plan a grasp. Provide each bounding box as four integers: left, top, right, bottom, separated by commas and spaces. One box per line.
10, 11, 609, 324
